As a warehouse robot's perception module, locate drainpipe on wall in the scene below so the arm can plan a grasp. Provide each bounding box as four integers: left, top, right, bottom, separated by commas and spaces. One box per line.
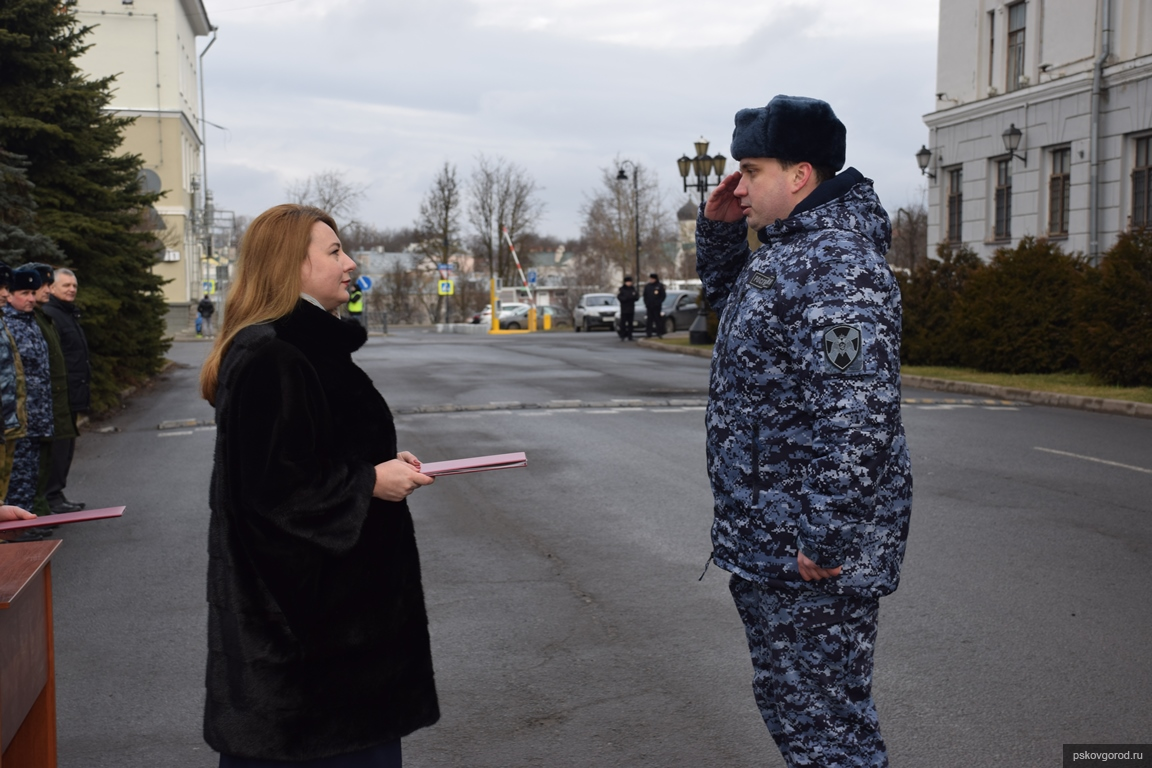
1088, 0, 1112, 263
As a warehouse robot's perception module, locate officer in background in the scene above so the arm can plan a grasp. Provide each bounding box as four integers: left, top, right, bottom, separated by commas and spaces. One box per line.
696, 95, 911, 767
0, 263, 23, 500
28, 264, 78, 517
41, 267, 89, 514
346, 282, 364, 326
642, 272, 666, 338
615, 276, 638, 341
3, 267, 53, 534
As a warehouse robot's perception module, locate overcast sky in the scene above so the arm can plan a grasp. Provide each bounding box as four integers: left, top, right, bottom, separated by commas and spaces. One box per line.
199, 0, 939, 240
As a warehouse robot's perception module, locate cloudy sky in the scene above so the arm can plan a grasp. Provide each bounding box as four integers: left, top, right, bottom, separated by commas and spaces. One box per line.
199, 0, 939, 239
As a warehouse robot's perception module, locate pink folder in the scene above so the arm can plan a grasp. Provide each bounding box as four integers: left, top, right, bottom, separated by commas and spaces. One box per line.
420, 452, 527, 477
0, 505, 125, 532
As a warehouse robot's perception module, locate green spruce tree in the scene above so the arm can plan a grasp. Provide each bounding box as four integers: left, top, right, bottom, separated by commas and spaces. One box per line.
0, 148, 64, 264
0, 0, 170, 412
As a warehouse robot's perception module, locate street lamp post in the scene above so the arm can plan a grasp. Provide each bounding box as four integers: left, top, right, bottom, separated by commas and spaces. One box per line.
678, 138, 725, 345
677, 137, 727, 205
615, 161, 641, 281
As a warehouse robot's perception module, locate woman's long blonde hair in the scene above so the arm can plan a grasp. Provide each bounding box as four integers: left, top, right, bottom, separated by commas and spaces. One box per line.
199, 204, 338, 405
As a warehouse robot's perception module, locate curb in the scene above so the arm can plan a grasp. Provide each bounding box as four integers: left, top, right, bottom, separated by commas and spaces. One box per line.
901, 375, 1152, 420
635, 338, 713, 359
634, 341, 1152, 420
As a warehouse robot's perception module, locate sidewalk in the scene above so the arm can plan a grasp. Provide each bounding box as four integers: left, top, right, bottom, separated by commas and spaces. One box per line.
636, 338, 1152, 420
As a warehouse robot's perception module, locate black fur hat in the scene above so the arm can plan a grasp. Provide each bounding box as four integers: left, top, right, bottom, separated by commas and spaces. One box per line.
730, 95, 846, 171
26, 262, 54, 285
11, 266, 43, 292
0, 263, 11, 289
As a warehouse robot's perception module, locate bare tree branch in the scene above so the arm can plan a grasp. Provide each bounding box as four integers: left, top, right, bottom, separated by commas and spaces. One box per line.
284, 169, 368, 222
467, 154, 545, 282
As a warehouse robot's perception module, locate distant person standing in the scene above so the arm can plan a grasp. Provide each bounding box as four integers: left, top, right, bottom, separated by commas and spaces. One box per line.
616, 276, 638, 341
28, 263, 78, 517
198, 294, 216, 338
41, 267, 89, 514
3, 267, 52, 526
346, 282, 365, 326
643, 272, 666, 338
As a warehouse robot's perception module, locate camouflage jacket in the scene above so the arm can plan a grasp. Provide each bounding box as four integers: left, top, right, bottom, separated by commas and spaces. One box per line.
0, 319, 18, 435
3, 304, 53, 439
696, 169, 911, 597
1, 320, 28, 441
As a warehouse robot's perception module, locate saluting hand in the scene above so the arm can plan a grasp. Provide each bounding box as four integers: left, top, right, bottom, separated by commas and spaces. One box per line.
373, 453, 434, 502
703, 172, 745, 224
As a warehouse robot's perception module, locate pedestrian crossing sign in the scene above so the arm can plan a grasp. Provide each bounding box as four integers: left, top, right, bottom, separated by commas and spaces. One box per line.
437, 279, 454, 296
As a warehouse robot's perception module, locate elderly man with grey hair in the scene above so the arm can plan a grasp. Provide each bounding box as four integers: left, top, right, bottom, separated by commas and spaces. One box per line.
41, 267, 89, 513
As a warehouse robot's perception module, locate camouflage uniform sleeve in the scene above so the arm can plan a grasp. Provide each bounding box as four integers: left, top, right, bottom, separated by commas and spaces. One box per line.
695, 205, 752, 312
793, 244, 903, 569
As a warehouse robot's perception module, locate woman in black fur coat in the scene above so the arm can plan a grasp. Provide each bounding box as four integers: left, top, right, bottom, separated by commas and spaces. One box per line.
199, 204, 439, 767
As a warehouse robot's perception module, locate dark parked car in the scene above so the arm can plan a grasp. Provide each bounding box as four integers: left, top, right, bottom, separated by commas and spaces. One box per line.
500, 304, 572, 329
619, 290, 701, 336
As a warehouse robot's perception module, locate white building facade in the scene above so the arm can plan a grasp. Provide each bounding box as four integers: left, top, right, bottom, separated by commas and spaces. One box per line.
74, 0, 214, 328
922, 0, 1152, 261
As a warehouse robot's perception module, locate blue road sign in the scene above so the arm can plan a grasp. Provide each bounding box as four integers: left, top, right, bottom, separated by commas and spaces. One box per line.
355, 275, 373, 291
527, 269, 537, 285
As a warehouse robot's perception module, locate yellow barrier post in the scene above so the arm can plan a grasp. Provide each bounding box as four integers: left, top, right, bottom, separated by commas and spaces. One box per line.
489, 279, 499, 332
543, 312, 552, 330
528, 307, 537, 332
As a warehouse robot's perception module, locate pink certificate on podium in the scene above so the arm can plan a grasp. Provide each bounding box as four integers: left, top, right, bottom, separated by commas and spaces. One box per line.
420, 452, 527, 477
0, 505, 125, 532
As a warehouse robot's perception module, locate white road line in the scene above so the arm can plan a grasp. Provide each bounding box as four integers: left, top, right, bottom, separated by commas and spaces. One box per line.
1034, 447, 1152, 475
157, 430, 195, 437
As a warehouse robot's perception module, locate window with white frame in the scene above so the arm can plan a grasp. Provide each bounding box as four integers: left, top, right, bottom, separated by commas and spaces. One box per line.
1132, 137, 1152, 229
993, 159, 1012, 240
1006, 3, 1027, 93
947, 167, 963, 243
1048, 148, 1070, 236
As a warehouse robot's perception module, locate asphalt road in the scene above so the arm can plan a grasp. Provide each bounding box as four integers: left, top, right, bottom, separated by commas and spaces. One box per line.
42, 328, 1152, 767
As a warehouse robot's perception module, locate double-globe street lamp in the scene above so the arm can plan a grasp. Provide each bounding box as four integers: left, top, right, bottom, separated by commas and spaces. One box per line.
678, 137, 727, 204
677, 137, 726, 344
615, 160, 642, 281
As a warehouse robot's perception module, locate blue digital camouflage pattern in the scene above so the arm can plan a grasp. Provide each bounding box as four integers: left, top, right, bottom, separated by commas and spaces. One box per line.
729, 575, 887, 767
0, 318, 18, 434
696, 170, 911, 597
6, 438, 41, 510
3, 305, 52, 438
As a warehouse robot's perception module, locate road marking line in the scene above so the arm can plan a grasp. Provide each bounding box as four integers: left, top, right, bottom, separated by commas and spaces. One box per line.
1034, 447, 1152, 475
158, 430, 195, 437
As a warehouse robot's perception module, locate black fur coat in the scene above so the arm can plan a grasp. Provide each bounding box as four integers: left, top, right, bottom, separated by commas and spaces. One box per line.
204, 300, 439, 761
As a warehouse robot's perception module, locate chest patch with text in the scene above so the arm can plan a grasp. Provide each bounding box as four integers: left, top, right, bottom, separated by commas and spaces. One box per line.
747, 271, 776, 290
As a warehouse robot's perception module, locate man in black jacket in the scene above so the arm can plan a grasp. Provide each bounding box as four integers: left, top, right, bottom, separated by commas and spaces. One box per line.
198, 294, 216, 337
615, 276, 638, 341
41, 267, 89, 513
643, 272, 667, 338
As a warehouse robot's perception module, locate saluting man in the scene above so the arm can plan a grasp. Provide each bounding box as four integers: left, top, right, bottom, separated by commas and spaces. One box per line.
2, 267, 53, 531
696, 95, 912, 767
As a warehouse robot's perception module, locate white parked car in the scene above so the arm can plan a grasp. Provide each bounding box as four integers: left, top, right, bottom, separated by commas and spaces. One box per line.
474, 302, 530, 325
573, 293, 619, 332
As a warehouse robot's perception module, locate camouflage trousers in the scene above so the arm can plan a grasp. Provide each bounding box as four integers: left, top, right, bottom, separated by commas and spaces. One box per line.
729, 575, 888, 768
7, 438, 49, 513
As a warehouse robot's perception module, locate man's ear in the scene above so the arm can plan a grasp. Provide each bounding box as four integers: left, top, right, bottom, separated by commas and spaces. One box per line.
789, 162, 815, 193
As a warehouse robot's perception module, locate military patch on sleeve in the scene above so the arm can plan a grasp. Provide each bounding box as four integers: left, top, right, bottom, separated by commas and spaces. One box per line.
747, 270, 776, 290
822, 324, 863, 372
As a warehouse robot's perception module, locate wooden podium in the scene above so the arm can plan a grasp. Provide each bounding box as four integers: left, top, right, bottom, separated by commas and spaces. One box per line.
0, 541, 59, 768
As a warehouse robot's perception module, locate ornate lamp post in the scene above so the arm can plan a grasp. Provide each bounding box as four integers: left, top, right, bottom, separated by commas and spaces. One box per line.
677, 138, 725, 345
678, 137, 727, 204
615, 160, 641, 280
